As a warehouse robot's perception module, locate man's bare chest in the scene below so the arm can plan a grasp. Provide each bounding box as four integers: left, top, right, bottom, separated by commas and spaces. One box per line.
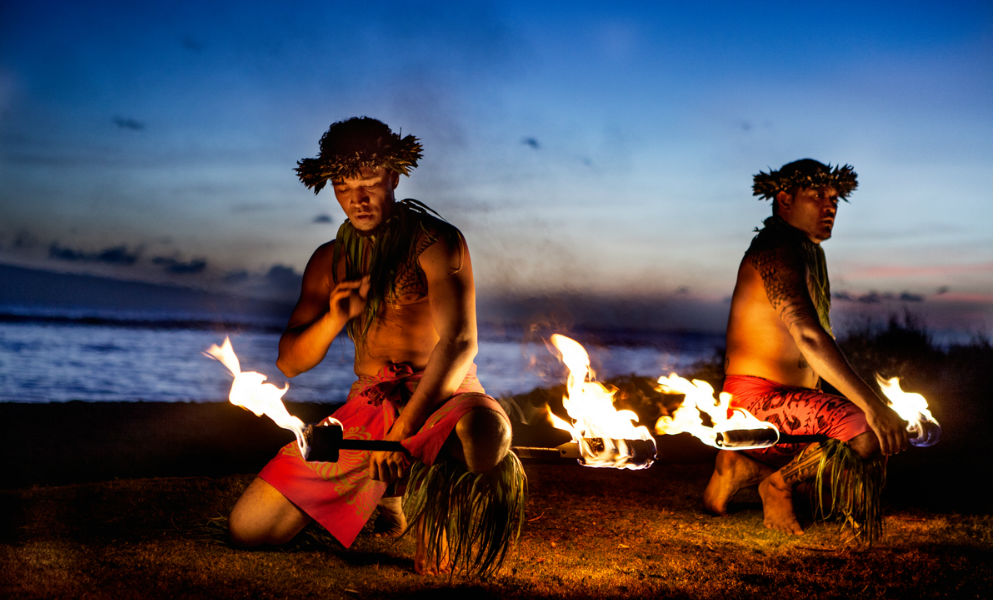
334, 255, 428, 307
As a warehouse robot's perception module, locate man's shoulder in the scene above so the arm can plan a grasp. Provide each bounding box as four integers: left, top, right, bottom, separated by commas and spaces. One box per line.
406, 204, 463, 254
314, 238, 341, 258
304, 239, 340, 273
745, 221, 808, 263
741, 230, 809, 283
747, 225, 790, 252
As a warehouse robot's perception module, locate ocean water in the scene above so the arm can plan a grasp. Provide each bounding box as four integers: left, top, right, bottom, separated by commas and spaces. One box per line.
0, 318, 721, 404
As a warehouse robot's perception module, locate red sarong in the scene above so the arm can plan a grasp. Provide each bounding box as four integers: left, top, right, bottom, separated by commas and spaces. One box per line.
724, 374, 870, 467
258, 363, 505, 547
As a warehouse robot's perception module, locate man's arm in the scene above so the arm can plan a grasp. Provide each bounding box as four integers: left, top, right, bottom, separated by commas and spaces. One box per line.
751, 246, 908, 455
276, 242, 367, 377
368, 232, 478, 482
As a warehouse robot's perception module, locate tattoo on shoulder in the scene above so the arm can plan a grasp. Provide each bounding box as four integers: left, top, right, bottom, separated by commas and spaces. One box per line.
413, 230, 439, 258
748, 247, 813, 325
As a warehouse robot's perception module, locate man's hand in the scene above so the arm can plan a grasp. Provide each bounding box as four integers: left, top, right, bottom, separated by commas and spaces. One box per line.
368, 420, 413, 483
329, 276, 370, 322
863, 401, 909, 456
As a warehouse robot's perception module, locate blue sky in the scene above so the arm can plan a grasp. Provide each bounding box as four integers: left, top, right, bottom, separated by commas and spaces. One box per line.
0, 1, 991, 336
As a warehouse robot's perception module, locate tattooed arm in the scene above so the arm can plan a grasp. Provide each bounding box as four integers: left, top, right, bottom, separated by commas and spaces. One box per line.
749, 246, 907, 455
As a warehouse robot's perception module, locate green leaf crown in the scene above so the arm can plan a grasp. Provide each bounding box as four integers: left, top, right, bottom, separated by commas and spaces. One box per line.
296, 117, 423, 194
752, 158, 857, 201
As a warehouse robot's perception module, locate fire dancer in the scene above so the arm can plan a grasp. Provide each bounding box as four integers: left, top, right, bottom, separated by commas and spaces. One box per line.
704, 158, 908, 543
227, 117, 525, 576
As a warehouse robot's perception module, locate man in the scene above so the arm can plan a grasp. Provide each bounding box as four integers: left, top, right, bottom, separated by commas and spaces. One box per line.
228, 117, 524, 576
704, 158, 908, 543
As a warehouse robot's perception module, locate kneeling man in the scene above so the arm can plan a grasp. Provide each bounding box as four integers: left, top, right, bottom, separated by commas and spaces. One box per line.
228, 117, 523, 575
706, 159, 907, 543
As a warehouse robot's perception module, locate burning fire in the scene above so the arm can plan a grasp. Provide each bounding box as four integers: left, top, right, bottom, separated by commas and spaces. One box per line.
653, 373, 779, 449
547, 334, 656, 469
204, 337, 309, 455
653, 371, 941, 450
876, 375, 941, 447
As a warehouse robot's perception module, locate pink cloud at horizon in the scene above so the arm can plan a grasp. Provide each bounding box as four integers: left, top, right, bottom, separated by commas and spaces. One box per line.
926, 291, 992, 304
843, 262, 991, 281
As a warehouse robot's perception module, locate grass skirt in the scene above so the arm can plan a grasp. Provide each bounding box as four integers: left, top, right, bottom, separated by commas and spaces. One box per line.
812, 439, 886, 545
402, 451, 527, 577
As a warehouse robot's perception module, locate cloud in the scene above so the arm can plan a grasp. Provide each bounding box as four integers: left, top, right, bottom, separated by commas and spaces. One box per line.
834, 290, 925, 303
152, 256, 208, 274
49, 243, 140, 265
112, 116, 145, 131
312, 214, 334, 224
521, 137, 540, 150
265, 264, 301, 289
223, 269, 250, 284
850, 263, 992, 279
12, 230, 39, 249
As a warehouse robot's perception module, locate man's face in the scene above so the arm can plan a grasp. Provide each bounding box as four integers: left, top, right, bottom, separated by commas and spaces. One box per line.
778, 185, 839, 243
332, 168, 399, 232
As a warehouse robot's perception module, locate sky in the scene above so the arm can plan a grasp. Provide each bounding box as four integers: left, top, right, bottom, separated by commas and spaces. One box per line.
0, 1, 992, 337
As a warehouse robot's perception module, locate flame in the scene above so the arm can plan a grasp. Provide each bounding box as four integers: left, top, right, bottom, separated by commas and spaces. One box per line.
549, 334, 655, 469
876, 375, 941, 447
204, 337, 307, 454
653, 373, 779, 449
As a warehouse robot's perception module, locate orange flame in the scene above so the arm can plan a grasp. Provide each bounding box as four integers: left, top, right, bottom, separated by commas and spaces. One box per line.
204, 337, 307, 454
876, 375, 941, 447
653, 373, 778, 449
548, 334, 655, 469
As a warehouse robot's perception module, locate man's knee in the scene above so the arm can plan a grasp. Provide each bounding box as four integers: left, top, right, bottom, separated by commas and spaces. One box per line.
228, 477, 308, 547
848, 431, 880, 460
454, 405, 512, 473
229, 505, 264, 548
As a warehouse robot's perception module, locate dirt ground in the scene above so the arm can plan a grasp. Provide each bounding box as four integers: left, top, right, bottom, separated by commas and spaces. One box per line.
1, 407, 992, 599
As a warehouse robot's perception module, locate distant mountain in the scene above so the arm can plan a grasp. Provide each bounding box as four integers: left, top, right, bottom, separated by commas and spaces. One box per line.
0, 263, 293, 329
0, 262, 734, 342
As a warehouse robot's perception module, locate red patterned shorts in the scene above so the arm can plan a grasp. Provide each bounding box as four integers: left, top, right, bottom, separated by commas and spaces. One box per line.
724, 374, 871, 467
258, 364, 506, 547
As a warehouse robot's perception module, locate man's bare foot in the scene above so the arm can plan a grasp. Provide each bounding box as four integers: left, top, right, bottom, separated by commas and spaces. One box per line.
373, 496, 406, 538
758, 472, 804, 535
413, 518, 449, 575
703, 451, 773, 515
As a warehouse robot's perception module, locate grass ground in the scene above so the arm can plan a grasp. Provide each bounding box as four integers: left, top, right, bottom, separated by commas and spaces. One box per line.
1, 434, 992, 599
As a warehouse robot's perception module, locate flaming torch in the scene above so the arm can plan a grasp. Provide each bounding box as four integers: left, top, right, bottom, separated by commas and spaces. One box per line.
205, 337, 404, 462
654, 372, 941, 450
515, 334, 657, 470
205, 337, 307, 453
654, 373, 781, 450
875, 375, 941, 447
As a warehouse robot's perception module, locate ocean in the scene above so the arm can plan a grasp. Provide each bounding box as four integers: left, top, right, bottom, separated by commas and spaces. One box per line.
0, 314, 723, 404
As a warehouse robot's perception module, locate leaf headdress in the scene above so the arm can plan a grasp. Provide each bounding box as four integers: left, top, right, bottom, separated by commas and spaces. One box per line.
296, 116, 423, 193
752, 158, 857, 201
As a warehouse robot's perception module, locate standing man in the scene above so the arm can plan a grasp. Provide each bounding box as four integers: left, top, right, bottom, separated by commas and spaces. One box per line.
228, 117, 524, 576
704, 159, 907, 543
